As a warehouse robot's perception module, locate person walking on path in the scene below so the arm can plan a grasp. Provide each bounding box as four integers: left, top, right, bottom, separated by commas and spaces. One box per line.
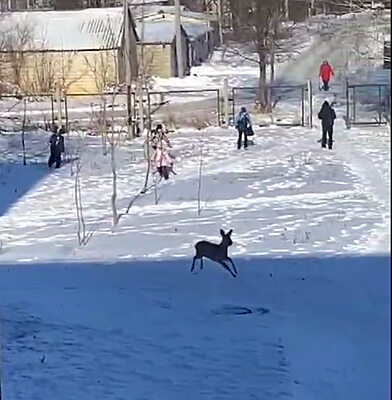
48, 124, 65, 168
235, 107, 252, 150
318, 100, 336, 150
319, 60, 334, 91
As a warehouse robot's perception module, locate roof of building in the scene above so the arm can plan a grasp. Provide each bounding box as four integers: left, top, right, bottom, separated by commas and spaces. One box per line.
136, 20, 212, 44
136, 20, 180, 44
132, 7, 217, 22
0, 8, 126, 51
131, 5, 186, 19
183, 23, 213, 39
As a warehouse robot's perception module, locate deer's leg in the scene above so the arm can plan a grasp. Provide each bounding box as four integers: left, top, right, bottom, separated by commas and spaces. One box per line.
218, 260, 237, 278
227, 257, 237, 275
200, 257, 204, 270
191, 256, 198, 272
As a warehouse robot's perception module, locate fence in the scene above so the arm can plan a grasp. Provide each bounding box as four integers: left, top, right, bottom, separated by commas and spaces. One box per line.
64, 92, 129, 133
384, 40, 391, 69
145, 89, 221, 130
345, 82, 391, 126
1, 84, 315, 136
0, 94, 56, 131
230, 83, 312, 127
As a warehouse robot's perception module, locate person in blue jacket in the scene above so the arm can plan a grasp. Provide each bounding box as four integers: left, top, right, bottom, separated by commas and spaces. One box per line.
235, 107, 252, 150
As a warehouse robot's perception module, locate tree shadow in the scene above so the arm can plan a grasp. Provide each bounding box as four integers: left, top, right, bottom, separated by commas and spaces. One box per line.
0, 162, 50, 217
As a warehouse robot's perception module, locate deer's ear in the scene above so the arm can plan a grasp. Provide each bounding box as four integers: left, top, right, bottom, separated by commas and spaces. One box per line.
220, 229, 225, 236
227, 229, 233, 236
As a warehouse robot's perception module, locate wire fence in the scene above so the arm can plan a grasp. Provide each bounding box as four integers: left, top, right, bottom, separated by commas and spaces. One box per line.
231, 84, 311, 127
345, 82, 391, 126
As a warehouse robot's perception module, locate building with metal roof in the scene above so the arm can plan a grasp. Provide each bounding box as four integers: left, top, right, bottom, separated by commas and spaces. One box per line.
0, 7, 139, 94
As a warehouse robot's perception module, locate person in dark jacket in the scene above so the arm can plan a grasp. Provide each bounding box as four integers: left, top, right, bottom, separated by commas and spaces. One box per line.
318, 100, 336, 149
48, 125, 65, 168
235, 107, 252, 150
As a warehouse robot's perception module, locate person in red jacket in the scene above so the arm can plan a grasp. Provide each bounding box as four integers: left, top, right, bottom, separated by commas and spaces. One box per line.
319, 60, 334, 91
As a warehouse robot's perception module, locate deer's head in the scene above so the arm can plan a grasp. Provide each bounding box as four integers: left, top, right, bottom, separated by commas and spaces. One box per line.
220, 229, 233, 247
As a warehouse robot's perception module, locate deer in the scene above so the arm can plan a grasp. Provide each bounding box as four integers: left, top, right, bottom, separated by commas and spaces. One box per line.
191, 229, 237, 278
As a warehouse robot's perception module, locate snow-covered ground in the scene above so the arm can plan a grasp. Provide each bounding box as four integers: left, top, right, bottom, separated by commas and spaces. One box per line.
0, 10, 390, 400
0, 256, 389, 400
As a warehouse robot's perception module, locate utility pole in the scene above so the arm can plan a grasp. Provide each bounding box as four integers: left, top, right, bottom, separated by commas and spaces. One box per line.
124, 0, 133, 138
138, 0, 146, 135
55, 85, 63, 127
217, 0, 224, 45
174, 0, 185, 78
285, 0, 289, 21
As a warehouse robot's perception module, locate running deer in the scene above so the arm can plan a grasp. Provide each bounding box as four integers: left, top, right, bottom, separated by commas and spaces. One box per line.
191, 229, 237, 278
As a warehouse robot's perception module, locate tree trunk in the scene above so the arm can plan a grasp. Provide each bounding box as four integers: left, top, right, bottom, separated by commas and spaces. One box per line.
258, 50, 268, 110
270, 38, 275, 84
111, 144, 118, 227
21, 99, 27, 166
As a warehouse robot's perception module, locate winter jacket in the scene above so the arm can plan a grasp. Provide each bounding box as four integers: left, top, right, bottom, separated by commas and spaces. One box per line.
151, 131, 170, 150
151, 139, 173, 169
235, 111, 252, 131
319, 63, 334, 81
318, 102, 336, 127
49, 134, 65, 155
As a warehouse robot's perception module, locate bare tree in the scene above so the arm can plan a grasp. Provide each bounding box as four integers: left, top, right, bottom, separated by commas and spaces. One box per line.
21, 98, 27, 165
1, 20, 34, 91
74, 158, 95, 246
84, 51, 118, 94
225, 0, 285, 110
197, 139, 203, 216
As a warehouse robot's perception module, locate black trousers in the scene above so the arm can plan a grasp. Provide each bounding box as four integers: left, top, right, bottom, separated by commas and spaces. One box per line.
322, 79, 330, 91
48, 152, 61, 168
321, 125, 333, 149
157, 166, 170, 180
237, 129, 248, 149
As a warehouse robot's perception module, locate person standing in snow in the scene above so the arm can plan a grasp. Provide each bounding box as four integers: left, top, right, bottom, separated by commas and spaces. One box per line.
235, 107, 252, 150
151, 135, 173, 180
319, 60, 334, 91
150, 123, 175, 180
318, 100, 336, 150
151, 123, 170, 150
48, 124, 65, 168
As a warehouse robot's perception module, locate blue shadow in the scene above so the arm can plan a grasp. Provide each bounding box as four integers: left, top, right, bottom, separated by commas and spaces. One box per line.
0, 162, 50, 217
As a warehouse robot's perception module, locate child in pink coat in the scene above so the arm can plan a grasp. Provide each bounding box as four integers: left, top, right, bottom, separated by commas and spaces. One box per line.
151, 124, 174, 180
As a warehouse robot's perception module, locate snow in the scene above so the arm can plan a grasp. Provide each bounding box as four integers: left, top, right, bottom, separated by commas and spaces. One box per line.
136, 20, 212, 44
0, 9, 390, 400
0, 8, 124, 51
0, 256, 390, 399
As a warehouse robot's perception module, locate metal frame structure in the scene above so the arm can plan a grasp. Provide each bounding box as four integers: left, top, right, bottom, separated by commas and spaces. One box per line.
345, 81, 391, 126
0, 93, 57, 128
231, 84, 310, 127
146, 88, 221, 129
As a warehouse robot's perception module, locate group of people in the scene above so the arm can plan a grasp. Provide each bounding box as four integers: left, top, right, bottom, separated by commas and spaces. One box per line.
234, 60, 337, 150
46, 60, 336, 172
